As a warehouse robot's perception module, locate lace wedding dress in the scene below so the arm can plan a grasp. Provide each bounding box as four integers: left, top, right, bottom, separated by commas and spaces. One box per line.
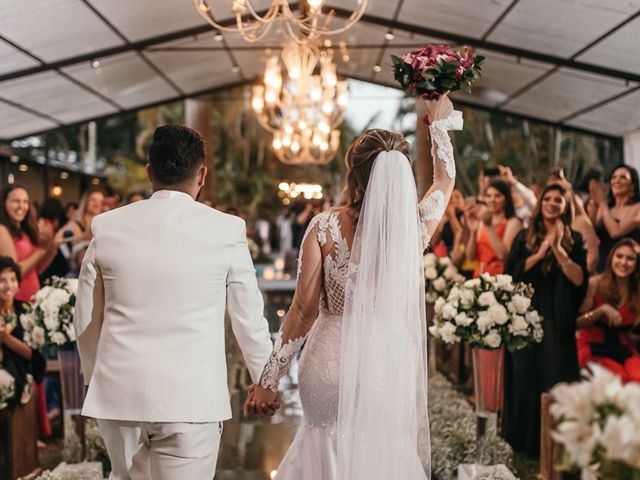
259, 113, 462, 479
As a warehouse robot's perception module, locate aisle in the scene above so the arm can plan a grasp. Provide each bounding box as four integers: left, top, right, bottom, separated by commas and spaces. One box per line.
216, 386, 301, 479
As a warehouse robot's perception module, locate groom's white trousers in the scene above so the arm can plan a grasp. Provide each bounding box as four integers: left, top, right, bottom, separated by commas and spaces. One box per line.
97, 419, 222, 480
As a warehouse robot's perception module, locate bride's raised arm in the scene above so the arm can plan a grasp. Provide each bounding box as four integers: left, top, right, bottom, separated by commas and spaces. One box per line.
418, 95, 461, 248
257, 218, 324, 393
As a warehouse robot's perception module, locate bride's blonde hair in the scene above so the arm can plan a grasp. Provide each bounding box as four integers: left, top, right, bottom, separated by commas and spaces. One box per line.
343, 129, 411, 208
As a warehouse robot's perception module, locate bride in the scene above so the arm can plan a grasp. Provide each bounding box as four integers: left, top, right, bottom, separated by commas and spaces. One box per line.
245, 94, 461, 479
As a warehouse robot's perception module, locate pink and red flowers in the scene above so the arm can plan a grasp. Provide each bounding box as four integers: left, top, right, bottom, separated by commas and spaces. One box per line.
392, 45, 485, 100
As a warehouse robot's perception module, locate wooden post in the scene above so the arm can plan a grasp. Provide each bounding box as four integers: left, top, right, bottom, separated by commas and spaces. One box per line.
415, 99, 433, 198
0, 396, 39, 480
185, 98, 216, 204
539, 392, 563, 480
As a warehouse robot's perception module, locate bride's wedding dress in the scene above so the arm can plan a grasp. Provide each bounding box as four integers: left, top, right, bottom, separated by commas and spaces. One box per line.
259, 112, 462, 479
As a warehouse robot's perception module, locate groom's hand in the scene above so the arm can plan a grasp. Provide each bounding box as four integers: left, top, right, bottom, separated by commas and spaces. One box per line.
243, 384, 281, 417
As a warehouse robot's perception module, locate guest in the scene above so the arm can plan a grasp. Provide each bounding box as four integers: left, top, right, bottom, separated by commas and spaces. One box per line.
466, 179, 522, 277
124, 190, 146, 205
64, 202, 78, 223
63, 188, 104, 245
590, 165, 640, 272
38, 198, 71, 283
499, 165, 537, 227
0, 256, 46, 409
547, 170, 600, 273
431, 188, 465, 257
577, 238, 640, 383
0, 185, 63, 302
503, 184, 587, 456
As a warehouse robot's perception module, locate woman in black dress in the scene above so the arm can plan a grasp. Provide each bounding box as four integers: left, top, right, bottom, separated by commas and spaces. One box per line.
503, 184, 588, 457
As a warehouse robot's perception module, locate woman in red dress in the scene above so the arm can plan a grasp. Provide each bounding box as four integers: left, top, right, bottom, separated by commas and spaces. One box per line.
577, 238, 640, 383
466, 179, 523, 277
0, 184, 64, 437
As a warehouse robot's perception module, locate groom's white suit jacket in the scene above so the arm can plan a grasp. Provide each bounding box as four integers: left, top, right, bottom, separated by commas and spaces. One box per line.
74, 190, 272, 423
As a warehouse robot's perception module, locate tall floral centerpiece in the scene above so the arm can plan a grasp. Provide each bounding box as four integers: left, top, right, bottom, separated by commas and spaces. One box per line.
551, 365, 640, 480
429, 274, 543, 439
20, 277, 83, 414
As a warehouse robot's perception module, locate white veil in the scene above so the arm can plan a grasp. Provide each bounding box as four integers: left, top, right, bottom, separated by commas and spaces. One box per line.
337, 150, 430, 479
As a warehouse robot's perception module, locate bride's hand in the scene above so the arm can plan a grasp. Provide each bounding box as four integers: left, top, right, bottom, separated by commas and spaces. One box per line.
422, 94, 454, 124
243, 384, 281, 417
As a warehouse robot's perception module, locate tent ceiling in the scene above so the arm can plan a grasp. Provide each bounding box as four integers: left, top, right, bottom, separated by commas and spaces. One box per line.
0, 0, 639, 141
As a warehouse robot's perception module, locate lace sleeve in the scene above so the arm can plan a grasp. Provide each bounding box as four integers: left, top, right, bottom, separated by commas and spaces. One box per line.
259, 215, 324, 392
418, 111, 462, 248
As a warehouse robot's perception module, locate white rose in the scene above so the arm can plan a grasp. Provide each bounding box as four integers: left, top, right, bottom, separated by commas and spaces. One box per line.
484, 329, 502, 349
477, 312, 495, 333
434, 297, 446, 315
426, 291, 438, 303
454, 312, 473, 327
525, 310, 541, 324
460, 288, 476, 307
66, 279, 79, 293
512, 294, 532, 314
439, 322, 460, 344
432, 277, 447, 292
464, 278, 480, 289
43, 313, 60, 331
506, 301, 517, 314
423, 253, 437, 268
34, 286, 53, 303
50, 331, 67, 345
488, 304, 509, 325
425, 267, 438, 281
443, 266, 458, 280
442, 303, 457, 320
428, 324, 440, 338
478, 291, 497, 307
509, 315, 529, 335
31, 326, 45, 348
64, 324, 76, 342
495, 274, 514, 291
20, 312, 35, 330
533, 324, 544, 342
448, 286, 462, 302
439, 257, 452, 267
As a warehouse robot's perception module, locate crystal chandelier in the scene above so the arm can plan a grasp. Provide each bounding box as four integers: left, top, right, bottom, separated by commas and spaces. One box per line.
194, 0, 368, 43
251, 42, 348, 165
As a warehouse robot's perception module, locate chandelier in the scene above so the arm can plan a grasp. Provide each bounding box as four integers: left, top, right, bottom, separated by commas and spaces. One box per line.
194, 0, 368, 43
251, 42, 348, 165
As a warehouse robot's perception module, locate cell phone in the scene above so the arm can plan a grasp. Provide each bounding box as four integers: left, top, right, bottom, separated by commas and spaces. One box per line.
549, 166, 564, 179
63, 229, 74, 242
482, 167, 500, 177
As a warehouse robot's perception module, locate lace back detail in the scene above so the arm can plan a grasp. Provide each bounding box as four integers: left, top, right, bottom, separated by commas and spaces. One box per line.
316, 212, 351, 316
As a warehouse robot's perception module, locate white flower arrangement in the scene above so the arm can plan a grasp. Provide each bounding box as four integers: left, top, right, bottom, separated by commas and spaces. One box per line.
20, 277, 78, 349
550, 364, 640, 480
424, 253, 464, 303
0, 368, 15, 411
429, 273, 544, 352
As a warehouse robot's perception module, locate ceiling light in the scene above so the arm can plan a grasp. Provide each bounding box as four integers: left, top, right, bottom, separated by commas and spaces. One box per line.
384, 30, 394, 40
231, 65, 241, 73
91, 60, 100, 68
373, 64, 382, 73
214, 32, 224, 41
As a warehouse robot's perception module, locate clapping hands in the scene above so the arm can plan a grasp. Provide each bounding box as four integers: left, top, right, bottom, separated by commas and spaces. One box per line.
243, 384, 282, 417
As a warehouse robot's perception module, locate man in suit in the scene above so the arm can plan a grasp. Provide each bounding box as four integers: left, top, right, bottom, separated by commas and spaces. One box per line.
74, 125, 278, 479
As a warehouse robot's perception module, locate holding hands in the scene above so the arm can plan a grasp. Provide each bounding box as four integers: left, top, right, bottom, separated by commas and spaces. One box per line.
243, 384, 282, 418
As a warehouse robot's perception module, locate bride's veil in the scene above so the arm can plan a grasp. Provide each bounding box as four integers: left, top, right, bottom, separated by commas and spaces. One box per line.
337, 150, 430, 479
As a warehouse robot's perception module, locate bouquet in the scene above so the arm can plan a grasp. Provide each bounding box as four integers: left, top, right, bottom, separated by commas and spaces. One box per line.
0, 368, 15, 410
429, 273, 543, 352
20, 277, 78, 349
392, 44, 484, 100
423, 253, 463, 303
551, 365, 640, 480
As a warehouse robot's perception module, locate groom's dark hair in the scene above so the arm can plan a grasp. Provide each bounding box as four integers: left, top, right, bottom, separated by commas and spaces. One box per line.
148, 125, 205, 185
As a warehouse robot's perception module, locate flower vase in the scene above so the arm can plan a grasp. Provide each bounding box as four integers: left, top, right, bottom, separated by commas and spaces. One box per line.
58, 345, 84, 416
471, 347, 504, 445
426, 302, 436, 373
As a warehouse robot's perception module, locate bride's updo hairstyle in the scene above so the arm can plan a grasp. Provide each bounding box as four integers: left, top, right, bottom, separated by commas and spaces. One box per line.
344, 129, 411, 208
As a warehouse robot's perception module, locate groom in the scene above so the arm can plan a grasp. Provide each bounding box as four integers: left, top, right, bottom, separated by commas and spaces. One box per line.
74, 125, 278, 479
